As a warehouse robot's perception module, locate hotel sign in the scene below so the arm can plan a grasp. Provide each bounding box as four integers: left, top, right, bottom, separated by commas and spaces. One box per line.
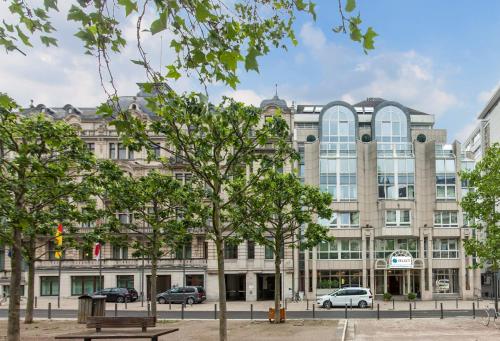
389, 256, 413, 269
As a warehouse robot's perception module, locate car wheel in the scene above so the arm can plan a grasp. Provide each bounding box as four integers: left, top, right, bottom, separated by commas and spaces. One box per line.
323, 300, 332, 309
158, 297, 166, 304
186, 297, 195, 305
116, 296, 125, 303
358, 300, 368, 308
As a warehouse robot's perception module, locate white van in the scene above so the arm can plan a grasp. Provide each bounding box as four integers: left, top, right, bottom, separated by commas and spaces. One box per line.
316, 287, 373, 308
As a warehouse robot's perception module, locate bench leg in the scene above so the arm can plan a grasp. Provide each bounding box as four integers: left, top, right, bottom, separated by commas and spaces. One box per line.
151, 337, 158, 341
84, 338, 92, 341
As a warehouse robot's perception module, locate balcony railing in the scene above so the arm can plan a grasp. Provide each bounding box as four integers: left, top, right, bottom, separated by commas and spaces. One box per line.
36, 258, 207, 269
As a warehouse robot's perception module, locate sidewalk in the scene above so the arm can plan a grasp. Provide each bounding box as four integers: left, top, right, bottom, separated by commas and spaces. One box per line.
1, 297, 495, 312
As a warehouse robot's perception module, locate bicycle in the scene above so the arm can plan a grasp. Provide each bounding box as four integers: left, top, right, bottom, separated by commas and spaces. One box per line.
481, 303, 500, 328
291, 291, 302, 303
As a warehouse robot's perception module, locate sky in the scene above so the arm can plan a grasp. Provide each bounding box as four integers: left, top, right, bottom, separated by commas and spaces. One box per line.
1, 0, 500, 143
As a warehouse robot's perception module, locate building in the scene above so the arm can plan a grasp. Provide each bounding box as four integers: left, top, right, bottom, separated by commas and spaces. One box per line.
0, 90, 481, 301
462, 85, 500, 299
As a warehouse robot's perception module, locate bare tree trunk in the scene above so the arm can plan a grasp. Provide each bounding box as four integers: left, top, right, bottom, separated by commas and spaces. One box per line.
24, 239, 35, 324
274, 239, 281, 324
215, 235, 227, 341
7, 228, 22, 341
150, 255, 157, 318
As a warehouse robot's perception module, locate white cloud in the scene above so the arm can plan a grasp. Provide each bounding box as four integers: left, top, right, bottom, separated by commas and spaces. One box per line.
300, 22, 327, 49
454, 120, 478, 143
477, 81, 500, 104
221, 89, 264, 106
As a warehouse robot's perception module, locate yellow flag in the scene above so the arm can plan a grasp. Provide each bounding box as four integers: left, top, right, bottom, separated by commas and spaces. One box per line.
55, 223, 63, 259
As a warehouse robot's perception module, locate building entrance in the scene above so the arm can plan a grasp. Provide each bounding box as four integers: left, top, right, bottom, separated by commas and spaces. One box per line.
387, 270, 404, 295
225, 274, 246, 301
257, 274, 281, 301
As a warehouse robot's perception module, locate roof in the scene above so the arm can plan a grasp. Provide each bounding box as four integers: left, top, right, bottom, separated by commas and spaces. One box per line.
260, 95, 288, 110
353, 98, 429, 115
478, 86, 500, 119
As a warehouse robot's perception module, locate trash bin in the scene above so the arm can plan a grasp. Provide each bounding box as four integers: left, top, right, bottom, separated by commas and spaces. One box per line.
91, 295, 107, 317
78, 295, 93, 324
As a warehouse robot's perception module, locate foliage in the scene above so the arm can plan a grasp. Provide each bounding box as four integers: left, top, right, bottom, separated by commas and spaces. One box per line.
407, 292, 416, 300
460, 143, 500, 271
383, 292, 392, 301
0, 0, 376, 89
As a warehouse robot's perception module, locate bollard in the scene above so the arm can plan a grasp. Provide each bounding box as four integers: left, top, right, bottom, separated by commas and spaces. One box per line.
57, 295, 60, 309
344, 304, 347, 319
285, 298, 287, 310
169, 299, 171, 311
371, 300, 373, 310
413, 300, 416, 310
434, 300, 437, 309
181, 303, 185, 320
147, 302, 150, 316
440, 302, 443, 319
350, 298, 353, 310
115, 303, 118, 317
214, 304, 217, 320
392, 299, 395, 310
409, 303, 412, 319
472, 302, 475, 319
306, 299, 309, 311
35, 296, 37, 309
377, 303, 380, 320
312, 303, 316, 319
456, 298, 458, 309
250, 304, 253, 320
48, 302, 52, 320
125, 300, 127, 310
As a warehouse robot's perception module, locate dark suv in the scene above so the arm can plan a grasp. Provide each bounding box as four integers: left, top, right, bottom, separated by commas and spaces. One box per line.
156, 286, 206, 305
127, 288, 139, 302
94, 288, 131, 303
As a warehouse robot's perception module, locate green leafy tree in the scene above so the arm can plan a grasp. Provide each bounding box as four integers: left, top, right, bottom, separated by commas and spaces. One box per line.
233, 171, 332, 322
460, 142, 500, 310
0, 94, 96, 341
110, 93, 295, 340
1, 0, 375, 90
96, 164, 205, 317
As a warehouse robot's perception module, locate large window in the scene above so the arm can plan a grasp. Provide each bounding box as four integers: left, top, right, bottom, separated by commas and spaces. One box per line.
374, 105, 408, 143
117, 275, 134, 289
71, 276, 103, 296
433, 239, 458, 259
224, 242, 238, 259
317, 270, 361, 289
0, 245, 4, 271
378, 158, 415, 199
318, 212, 359, 228
298, 144, 305, 183
40, 276, 59, 296
112, 245, 128, 259
375, 239, 418, 258
247, 241, 255, 259
319, 105, 357, 201
79, 245, 93, 260
460, 157, 475, 198
47, 241, 57, 260
385, 210, 411, 227
175, 243, 192, 259
109, 142, 134, 160
317, 239, 361, 260
432, 269, 459, 293
434, 211, 458, 228
436, 159, 456, 200
186, 274, 204, 286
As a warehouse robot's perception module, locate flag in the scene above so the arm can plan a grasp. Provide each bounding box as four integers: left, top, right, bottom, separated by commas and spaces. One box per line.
55, 223, 63, 259
94, 242, 101, 261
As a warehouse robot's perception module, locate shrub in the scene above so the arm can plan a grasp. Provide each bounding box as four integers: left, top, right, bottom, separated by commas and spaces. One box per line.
383, 292, 392, 301
408, 292, 417, 300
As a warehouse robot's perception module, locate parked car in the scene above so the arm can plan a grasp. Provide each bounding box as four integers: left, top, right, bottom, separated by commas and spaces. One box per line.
126, 288, 139, 302
316, 287, 373, 308
94, 288, 132, 303
156, 286, 206, 305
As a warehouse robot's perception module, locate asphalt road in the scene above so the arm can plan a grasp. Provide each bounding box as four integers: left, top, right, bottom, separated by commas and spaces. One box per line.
0, 308, 485, 320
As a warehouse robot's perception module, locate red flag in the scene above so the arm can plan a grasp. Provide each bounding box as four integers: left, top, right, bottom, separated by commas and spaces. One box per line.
94, 243, 101, 260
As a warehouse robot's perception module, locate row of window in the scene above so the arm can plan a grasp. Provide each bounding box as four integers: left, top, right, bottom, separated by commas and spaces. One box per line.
84, 142, 162, 160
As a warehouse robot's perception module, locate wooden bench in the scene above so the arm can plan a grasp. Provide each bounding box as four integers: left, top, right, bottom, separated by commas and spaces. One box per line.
55, 316, 179, 341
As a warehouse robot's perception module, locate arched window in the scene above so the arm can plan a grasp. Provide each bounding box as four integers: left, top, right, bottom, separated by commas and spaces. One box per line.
374, 105, 409, 143
320, 105, 356, 142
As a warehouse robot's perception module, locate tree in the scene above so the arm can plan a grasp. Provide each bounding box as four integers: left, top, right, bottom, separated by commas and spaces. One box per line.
110, 93, 295, 340
0, 93, 96, 341
96, 164, 205, 318
460, 142, 500, 311
0, 1, 375, 90
233, 171, 333, 322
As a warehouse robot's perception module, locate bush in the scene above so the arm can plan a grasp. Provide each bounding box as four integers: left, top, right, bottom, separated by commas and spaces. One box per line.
408, 292, 417, 300
383, 292, 392, 301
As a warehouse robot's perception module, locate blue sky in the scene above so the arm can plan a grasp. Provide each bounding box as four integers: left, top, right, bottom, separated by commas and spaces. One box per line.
1, 0, 499, 142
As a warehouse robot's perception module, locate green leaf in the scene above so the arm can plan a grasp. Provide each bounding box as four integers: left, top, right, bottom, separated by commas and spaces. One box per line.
362, 27, 378, 52
131, 59, 146, 66
309, 2, 317, 21
150, 12, 167, 35
43, 0, 58, 11
345, 0, 356, 12
166, 65, 181, 80
67, 5, 87, 23
244, 47, 260, 72
40, 35, 58, 47
16, 26, 32, 47
118, 0, 138, 17
3, 20, 14, 33
195, 2, 210, 22
220, 51, 239, 72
